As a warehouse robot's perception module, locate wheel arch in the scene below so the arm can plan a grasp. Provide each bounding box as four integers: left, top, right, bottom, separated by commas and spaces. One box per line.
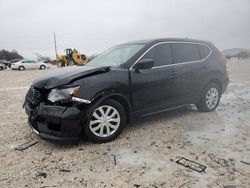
205, 79, 223, 93
90, 93, 132, 123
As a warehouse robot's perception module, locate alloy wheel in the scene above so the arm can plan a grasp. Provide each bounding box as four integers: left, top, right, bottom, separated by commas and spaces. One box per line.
205, 87, 219, 109
89, 105, 121, 137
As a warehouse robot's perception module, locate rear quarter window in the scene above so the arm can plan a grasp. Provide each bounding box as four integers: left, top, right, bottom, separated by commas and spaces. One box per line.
173, 43, 201, 63
198, 44, 211, 59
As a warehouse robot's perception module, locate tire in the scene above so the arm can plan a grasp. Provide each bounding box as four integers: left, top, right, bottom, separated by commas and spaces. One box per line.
68, 60, 75, 66
18, 66, 25, 71
84, 99, 127, 143
57, 61, 64, 67
40, 65, 46, 70
196, 83, 221, 112
0, 66, 3, 70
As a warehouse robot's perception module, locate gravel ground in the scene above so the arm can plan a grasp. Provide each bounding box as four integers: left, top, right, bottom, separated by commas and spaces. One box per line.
0, 60, 250, 188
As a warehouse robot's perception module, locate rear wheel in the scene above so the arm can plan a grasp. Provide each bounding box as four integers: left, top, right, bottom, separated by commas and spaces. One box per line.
40, 65, 46, 70
18, 66, 25, 71
84, 99, 126, 143
196, 83, 221, 112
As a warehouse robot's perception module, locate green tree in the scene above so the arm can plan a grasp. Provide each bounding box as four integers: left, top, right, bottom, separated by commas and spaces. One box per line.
0, 49, 23, 60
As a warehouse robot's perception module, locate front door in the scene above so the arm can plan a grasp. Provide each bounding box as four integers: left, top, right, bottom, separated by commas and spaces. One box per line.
130, 43, 178, 115
22, 60, 32, 69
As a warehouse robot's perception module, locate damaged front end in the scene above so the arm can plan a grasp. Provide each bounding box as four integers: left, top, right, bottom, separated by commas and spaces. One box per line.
23, 66, 111, 143
23, 86, 89, 143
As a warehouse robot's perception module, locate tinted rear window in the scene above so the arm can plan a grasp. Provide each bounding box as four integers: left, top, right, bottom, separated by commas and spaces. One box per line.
198, 44, 211, 59
173, 43, 200, 63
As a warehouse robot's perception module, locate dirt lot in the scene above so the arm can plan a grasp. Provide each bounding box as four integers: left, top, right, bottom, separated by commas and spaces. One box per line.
0, 60, 250, 188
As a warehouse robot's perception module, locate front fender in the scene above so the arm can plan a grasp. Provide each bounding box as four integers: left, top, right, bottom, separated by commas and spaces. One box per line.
73, 69, 132, 121
74, 69, 130, 102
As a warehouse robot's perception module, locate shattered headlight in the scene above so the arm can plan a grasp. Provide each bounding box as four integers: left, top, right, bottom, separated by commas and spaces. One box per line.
48, 86, 80, 103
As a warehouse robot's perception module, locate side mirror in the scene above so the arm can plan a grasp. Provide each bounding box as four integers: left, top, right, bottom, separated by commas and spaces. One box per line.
134, 59, 154, 71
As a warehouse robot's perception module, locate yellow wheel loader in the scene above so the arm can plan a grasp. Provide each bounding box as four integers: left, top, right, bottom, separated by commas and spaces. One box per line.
56, 48, 87, 67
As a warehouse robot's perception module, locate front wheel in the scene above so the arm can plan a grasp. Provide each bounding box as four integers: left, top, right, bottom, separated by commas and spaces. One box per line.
196, 83, 221, 112
57, 61, 64, 67
84, 99, 126, 143
67, 60, 75, 66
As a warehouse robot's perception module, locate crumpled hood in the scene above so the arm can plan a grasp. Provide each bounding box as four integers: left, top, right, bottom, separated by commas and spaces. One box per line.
32, 65, 110, 89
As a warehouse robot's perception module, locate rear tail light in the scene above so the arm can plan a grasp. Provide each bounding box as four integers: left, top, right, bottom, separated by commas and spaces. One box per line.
226, 65, 229, 78
220, 55, 229, 78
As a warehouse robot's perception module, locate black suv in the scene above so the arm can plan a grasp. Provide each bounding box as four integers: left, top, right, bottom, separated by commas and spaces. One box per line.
24, 38, 229, 143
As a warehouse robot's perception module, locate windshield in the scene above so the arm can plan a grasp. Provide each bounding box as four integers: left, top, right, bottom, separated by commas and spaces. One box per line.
87, 44, 145, 67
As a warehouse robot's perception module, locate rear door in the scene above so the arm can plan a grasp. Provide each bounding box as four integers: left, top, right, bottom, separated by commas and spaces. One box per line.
22, 60, 32, 69
171, 43, 205, 103
130, 43, 178, 115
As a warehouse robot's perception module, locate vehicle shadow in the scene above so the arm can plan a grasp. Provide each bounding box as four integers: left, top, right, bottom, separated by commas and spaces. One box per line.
127, 105, 199, 130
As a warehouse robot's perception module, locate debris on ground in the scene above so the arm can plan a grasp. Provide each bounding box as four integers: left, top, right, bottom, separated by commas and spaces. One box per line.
59, 169, 71, 172
178, 180, 192, 188
224, 185, 236, 188
35, 172, 47, 178
176, 157, 207, 173
240, 161, 250, 165
12, 140, 38, 151
112, 154, 117, 165
133, 184, 140, 188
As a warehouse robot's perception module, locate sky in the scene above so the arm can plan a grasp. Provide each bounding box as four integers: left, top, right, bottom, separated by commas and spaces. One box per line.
0, 0, 249, 59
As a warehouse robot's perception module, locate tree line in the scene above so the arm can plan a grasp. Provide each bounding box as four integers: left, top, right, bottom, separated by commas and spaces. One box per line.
0, 49, 23, 61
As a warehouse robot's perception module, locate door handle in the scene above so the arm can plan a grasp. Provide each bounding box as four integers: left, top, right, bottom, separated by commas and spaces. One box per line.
170, 70, 177, 77
202, 64, 208, 70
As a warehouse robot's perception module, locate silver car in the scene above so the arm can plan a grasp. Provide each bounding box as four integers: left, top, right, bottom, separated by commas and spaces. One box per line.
11, 60, 48, 71
0, 63, 6, 70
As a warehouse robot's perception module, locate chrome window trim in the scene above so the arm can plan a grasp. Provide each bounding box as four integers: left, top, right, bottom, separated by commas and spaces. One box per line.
129, 41, 212, 70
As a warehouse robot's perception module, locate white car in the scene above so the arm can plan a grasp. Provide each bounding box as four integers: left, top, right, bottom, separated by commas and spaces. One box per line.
0, 63, 6, 70
12, 60, 48, 71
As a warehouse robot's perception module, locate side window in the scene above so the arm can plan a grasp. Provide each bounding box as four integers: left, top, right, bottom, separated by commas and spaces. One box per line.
141, 43, 173, 67
173, 43, 200, 63
198, 44, 211, 59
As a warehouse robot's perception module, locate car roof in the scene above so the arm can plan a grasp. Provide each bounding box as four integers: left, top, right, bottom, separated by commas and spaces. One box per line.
123, 38, 212, 45
19, 59, 35, 61
16, 59, 27, 63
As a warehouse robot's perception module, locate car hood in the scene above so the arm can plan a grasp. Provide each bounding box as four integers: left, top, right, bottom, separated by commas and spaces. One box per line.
32, 65, 110, 89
